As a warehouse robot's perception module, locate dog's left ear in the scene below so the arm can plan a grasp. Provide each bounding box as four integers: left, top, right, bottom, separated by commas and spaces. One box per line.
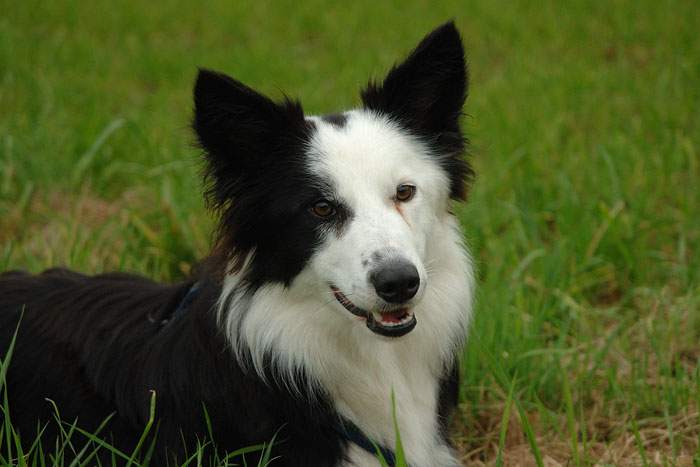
361, 21, 468, 136
362, 21, 470, 199
192, 68, 310, 209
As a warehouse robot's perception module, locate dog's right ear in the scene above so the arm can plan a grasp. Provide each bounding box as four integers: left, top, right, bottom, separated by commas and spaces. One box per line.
193, 69, 309, 205
361, 21, 467, 135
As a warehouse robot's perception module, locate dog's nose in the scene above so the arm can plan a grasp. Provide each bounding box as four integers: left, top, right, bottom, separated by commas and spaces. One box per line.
370, 260, 420, 304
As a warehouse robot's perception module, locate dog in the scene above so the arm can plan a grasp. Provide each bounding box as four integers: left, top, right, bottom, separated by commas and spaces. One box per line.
0, 21, 475, 466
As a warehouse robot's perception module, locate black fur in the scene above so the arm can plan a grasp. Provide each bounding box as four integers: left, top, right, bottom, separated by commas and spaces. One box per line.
361, 21, 472, 200
193, 69, 329, 290
1, 22, 468, 466
436, 362, 460, 440
0, 269, 345, 465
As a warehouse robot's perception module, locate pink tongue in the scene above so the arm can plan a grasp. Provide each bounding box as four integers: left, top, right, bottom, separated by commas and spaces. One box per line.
381, 309, 408, 323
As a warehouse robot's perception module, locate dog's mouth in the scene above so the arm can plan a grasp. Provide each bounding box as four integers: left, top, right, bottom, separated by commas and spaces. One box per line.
330, 286, 417, 337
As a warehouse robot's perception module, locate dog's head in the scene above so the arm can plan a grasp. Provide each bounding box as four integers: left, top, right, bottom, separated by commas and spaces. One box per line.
193, 22, 470, 338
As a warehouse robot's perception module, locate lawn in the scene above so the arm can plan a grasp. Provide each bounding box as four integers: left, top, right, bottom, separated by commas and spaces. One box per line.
1, 0, 699, 465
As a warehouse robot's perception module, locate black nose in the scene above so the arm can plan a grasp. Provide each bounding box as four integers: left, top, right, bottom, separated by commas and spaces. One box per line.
370, 260, 420, 304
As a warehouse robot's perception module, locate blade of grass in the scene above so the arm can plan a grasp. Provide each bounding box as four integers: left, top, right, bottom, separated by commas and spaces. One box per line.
46, 398, 82, 462
496, 377, 516, 467
0, 310, 22, 390
256, 428, 280, 467
390, 390, 407, 467
631, 418, 650, 467
219, 443, 268, 462
1, 314, 22, 464
140, 420, 161, 467
125, 389, 157, 467
179, 447, 202, 467
562, 365, 580, 466
68, 424, 131, 463
66, 406, 126, 467
201, 403, 214, 448
11, 415, 26, 467
25, 423, 48, 462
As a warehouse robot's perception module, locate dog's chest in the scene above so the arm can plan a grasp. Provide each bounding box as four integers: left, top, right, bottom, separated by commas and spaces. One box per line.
327, 347, 458, 466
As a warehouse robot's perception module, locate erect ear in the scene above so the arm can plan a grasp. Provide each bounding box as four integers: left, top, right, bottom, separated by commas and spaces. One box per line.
193, 69, 310, 206
361, 21, 468, 136
362, 22, 471, 200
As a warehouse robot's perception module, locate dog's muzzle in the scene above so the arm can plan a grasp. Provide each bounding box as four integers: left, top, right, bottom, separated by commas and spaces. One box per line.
330, 286, 417, 337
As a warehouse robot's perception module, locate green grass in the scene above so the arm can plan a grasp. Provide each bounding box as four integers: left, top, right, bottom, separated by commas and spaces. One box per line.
1, 0, 699, 465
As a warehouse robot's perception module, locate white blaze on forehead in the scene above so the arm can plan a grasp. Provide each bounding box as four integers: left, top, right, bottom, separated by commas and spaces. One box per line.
306, 111, 450, 208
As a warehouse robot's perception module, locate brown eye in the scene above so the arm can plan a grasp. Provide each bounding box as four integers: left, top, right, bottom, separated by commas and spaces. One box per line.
311, 200, 336, 218
395, 184, 416, 202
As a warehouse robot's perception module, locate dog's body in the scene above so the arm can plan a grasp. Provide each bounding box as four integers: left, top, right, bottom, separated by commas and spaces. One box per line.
0, 22, 474, 466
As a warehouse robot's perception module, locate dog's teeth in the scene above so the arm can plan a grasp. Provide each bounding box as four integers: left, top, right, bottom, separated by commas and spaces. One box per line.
374, 310, 413, 327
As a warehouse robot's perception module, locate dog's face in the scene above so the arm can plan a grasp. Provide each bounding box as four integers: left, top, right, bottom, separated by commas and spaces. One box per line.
194, 22, 470, 338
301, 113, 455, 337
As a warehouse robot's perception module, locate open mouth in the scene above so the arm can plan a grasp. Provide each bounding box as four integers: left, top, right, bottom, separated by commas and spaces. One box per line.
330, 286, 417, 337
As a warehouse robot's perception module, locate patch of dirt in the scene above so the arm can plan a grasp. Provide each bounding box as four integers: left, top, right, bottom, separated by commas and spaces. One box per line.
454, 402, 699, 466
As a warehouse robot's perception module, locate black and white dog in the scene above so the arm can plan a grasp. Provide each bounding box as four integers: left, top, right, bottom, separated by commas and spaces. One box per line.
0, 22, 474, 466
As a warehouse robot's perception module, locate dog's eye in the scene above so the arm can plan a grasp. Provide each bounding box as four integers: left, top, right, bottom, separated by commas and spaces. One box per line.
395, 184, 416, 202
311, 200, 336, 218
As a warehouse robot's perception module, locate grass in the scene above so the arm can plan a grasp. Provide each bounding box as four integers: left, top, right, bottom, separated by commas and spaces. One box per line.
1, 0, 698, 465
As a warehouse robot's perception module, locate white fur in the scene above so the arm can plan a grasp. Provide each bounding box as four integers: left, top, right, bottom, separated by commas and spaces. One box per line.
218, 111, 474, 466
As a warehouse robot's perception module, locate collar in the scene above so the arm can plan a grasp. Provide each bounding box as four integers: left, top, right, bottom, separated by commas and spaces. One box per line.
335, 418, 399, 466
171, 281, 201, 321
155, 281, 201, 327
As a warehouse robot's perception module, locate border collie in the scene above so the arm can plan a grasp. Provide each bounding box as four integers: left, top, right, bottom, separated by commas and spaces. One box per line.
0, 21, 474, 466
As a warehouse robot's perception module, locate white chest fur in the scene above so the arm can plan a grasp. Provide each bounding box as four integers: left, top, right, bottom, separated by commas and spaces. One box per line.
331, 333, 462, 467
